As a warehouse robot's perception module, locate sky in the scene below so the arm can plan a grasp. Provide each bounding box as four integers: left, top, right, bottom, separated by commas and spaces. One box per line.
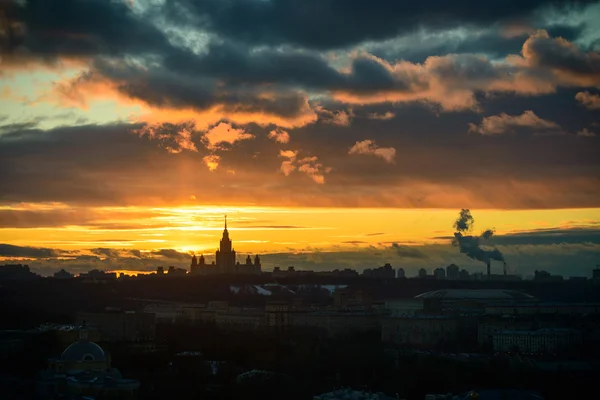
1, 0, 599, 277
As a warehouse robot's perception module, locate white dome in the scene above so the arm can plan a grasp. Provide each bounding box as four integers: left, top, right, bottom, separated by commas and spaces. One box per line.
61, 341, 106, 362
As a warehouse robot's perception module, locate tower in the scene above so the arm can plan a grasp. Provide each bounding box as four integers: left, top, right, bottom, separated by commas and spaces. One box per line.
216, 215, 236, 273
190, 254, 198, 274
254, 255, 261, 273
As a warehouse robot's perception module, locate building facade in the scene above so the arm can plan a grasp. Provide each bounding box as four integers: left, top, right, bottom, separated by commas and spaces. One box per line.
381, 316, 459, 348
492, 328, 582, 354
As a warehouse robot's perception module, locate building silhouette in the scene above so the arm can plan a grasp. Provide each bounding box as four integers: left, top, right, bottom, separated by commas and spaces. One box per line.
190, 216, 261, 275
446, 264, 459, 280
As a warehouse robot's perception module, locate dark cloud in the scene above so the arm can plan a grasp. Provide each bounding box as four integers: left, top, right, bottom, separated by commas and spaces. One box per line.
1, 0, 170, 64
0, 243, 64, 258
0, 115, 599, 209
490, 228, 600, 246
90, 248, 137, 259
165, 0, 566, 50
150, 249, 190, 261
391, 243, 428, 259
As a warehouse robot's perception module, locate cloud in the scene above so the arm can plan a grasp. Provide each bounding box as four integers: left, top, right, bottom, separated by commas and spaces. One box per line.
203, 154, 221, 171
577, 128, 597, 137
136, 122, 198, 154
575, 91, 600, 109
202, 122, 254, 150
150, 249, 190, 261
1, 120, 599, 209
367, 112, 395, 120
0, 0, 171, 67
162, 0, 561, 50
297, 158, 330, 184
316, 106, 354, 126
278, 150, 330, 184
468, 110, 562, 135
279, 150, 298, 176
488, 227, 600, 246
349, 140, 396, 163
0, 244, 64, 258
268, 128, 290, 144
391, 243, 428, 259
90, 248, 141, 259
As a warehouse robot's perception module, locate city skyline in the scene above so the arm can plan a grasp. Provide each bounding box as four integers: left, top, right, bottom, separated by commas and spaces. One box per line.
1, 1, 599, 277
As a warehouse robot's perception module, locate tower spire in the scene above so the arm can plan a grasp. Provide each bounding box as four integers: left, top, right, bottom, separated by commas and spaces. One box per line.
224, 215, 227, 230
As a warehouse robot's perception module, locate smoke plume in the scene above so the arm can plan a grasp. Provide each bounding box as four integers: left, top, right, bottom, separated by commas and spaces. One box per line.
452, 209, 504, 264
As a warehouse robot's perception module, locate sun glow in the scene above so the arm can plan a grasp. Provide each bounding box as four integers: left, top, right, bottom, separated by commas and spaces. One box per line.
1, 204, 599, 258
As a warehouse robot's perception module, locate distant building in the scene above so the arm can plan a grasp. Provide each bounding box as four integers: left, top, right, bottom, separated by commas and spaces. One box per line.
76, 310, 156, 342
363, 263, 395, 279
382, 316, 459, 348
477, 316, 559, 347
53, 269, 74, 279
418, 268, 427, 278
485, 303, 600, 316
385, 299, 428, 316
459, 269, 470, 280
397, 268, 405, 278
167, 266, 187, 276
79, 269, 116, 282
414, 289, 538, 314
433, 267, 446, 279
0, 264, 39, 280
265, 301, 291, 330
333, 288, 373, 309
272, 267, 358, 278
593, 266, 600, 281
190, 216, 261, 275
426, 390, 544, 400
534, 270, 563, 281
446, 264, 459, 280
314, 388, 399, 400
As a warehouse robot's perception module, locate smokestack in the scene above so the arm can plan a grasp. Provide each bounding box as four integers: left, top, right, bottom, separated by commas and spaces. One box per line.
487, 260, 491, 276
503, 262, 507, 275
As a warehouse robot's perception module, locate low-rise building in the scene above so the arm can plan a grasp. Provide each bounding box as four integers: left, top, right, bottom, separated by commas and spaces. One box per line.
292, 311, 380, 336
485, 303, 600, 316
266, 301, 291, 330
477, 316, 558, 347
492, 328, 582, 354
77, 310, 156, 342
381, 316, 458, 348
385, 299, 426, 316
314, 388, 400, 399
214, 309, 264, 330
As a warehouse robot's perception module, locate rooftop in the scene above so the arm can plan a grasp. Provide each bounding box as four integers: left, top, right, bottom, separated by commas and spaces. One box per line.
415, 289, 536, 301
495, 328, 580, 336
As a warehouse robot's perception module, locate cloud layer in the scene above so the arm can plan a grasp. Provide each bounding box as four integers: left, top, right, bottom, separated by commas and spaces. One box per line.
1, 0, 599, 276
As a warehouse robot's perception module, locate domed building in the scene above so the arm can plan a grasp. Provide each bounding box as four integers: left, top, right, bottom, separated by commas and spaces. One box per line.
38, 325, 139, 399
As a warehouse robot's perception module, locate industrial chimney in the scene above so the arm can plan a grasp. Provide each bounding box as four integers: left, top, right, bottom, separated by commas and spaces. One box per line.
503, 262, 507, 275
487, 260, 491, 276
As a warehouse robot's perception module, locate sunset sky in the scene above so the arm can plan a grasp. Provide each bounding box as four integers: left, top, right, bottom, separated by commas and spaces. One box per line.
1, 0, 599, 277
